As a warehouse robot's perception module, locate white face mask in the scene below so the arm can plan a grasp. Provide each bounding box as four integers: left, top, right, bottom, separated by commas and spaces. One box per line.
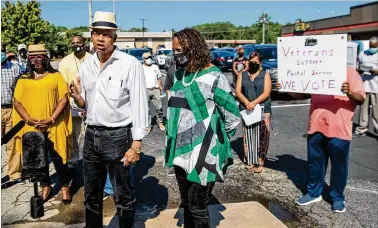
145, 58, 152, 65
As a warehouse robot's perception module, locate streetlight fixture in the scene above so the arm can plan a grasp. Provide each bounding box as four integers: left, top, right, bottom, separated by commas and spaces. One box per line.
257, 10, 270, 44
140, 18, 146, 47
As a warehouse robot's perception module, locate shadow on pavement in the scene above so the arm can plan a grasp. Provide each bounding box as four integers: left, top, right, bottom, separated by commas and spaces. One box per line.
265, 154, 308, 195
134, 155, 169, 225
230, 137, 245, 164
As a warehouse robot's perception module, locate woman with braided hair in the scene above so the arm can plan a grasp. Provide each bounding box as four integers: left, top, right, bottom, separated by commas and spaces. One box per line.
164, 28, 240, 227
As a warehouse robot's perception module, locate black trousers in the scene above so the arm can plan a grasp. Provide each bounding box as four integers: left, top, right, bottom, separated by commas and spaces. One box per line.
40, 132, 70, 187
83, 126, 134, 228
174, 166, 215, 228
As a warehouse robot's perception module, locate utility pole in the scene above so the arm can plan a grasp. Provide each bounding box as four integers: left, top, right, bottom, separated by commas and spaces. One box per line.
113, 0, 116, 16
140, 18, 146, 47
258, 10, 270, 44
88, 0, 93, 27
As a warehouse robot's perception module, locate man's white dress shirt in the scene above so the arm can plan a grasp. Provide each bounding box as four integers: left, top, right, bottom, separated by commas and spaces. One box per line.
79, 49, 149, 140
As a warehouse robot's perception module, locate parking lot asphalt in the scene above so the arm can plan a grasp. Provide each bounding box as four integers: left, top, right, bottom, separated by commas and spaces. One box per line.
1, 64, 377, 227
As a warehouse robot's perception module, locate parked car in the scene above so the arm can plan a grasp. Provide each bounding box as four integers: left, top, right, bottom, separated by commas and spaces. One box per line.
211, 51, 234, 71
124, 48, 156, 64
155, 48, 173, 69
220, 47, 236, 54
242, 44, 278, 91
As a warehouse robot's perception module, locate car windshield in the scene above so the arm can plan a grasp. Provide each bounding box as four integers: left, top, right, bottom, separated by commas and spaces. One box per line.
243, 47, 254, 59
255, 47, 277, 60
157, 50, 172, 55
214, 51, 234, 57
129, 49, 150, 57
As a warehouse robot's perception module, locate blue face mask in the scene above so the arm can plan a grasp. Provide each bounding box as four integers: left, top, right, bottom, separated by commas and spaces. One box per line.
1, 52, 6, 63
368, 48, 378, 55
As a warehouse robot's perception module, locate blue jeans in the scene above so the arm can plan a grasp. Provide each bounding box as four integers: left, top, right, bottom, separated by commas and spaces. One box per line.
104, 174, 114, 195
307, 132, 350, 202
83, 126, 134, 228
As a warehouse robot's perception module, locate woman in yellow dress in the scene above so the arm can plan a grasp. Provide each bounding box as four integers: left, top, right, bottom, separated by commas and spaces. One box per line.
12, 44, 72, 204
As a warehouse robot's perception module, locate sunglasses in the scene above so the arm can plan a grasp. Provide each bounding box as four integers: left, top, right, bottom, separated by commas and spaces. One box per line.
29, 55, 45, 61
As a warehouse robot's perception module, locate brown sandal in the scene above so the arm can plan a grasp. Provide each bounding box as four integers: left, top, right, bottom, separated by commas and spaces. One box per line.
253, 166, 264, 174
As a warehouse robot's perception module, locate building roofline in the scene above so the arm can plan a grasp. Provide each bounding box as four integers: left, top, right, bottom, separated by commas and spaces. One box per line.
350, 1, 378, 9
282, 1, 378, 28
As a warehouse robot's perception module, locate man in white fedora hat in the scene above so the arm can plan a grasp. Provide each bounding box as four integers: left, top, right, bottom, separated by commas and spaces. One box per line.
68, 11, 149, 228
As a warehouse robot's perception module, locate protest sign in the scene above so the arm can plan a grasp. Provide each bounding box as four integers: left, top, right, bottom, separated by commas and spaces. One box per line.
277, 34, 347, 96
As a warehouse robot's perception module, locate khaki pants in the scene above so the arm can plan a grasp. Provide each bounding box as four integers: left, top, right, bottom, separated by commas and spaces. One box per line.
1, 108, 22, 180
147, 88, 163, 125
355, 93, 378, 134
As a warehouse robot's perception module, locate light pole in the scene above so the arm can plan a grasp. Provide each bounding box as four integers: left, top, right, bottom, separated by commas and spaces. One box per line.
258, 11, 270, 44
140, 18, 146, 47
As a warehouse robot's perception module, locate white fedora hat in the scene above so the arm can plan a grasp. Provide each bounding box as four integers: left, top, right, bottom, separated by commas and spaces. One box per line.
90, 11, 118, 30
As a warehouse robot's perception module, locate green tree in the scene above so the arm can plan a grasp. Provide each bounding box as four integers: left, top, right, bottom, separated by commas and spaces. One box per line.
126, 27, 149, 32
1, 0, 50, 52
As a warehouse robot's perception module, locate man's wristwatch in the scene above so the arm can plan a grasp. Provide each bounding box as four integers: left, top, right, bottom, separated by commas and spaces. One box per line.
130, 147, 141, 154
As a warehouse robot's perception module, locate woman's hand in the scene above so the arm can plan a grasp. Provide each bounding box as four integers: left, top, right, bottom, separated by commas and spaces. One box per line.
27, 118, 41, 127
246, 101, 257, 110
38, 118, 53, 128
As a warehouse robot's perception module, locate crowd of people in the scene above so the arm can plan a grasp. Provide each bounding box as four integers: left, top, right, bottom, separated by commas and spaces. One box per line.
1, 9, 378, 228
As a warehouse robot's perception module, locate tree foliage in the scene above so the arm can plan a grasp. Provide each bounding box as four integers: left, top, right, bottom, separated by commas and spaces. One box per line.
192, 14, 282, 44
125, 27, 149, 32
1, 0, 50, 52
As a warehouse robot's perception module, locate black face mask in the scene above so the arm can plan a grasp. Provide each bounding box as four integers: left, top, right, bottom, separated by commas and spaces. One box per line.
248, 62, 260, 74
72, 45, 84, 53
19, 49, 27, 58
174, 53, 189, 68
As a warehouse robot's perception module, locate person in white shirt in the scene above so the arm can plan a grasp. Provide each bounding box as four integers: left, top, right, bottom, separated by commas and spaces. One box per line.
354, 36, 378, 137
142, 52, 166, 132
68, 11, 149, 228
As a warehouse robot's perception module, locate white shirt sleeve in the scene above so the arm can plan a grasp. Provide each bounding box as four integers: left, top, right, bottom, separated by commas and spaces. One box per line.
128, 61, 149, 140
155, 65, 162, 79
79, 65, 86, 102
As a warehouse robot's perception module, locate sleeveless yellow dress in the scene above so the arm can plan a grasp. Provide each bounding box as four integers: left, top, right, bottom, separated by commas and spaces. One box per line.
12, 72, 72, 164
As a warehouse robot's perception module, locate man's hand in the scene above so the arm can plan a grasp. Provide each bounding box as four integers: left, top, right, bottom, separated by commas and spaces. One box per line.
121, 141, 142, 167
276, 81, 282, 90
68, 78, 82, 100
370, 69, 378, 75
341, 81, 351, 95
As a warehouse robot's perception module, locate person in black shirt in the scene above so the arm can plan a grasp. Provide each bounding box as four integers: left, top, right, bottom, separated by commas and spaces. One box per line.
232, 46, 248, 88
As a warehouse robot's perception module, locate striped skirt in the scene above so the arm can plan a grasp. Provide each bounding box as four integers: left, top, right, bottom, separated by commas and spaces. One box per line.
242, 113, 271, 166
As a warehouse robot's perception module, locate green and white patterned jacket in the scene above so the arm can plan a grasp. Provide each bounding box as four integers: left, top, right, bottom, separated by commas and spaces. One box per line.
165, 66, 240, 186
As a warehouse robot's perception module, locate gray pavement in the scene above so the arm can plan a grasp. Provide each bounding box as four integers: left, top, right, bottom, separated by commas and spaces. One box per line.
1, 66, 377, 227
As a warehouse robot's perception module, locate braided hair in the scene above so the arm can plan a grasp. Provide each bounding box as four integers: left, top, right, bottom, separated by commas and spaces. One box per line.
173, 28, 211, 73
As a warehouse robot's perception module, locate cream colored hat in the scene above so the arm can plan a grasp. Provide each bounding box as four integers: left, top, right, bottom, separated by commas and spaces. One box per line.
90, 11, 118, 30
28, 44, 48, 55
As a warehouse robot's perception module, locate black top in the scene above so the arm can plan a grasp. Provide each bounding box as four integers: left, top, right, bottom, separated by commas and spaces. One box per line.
240, 70, 272, 114
164, 61, 176, 91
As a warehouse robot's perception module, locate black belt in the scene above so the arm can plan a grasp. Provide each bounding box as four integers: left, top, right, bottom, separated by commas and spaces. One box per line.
1, 104, 12, 109
147, 88, 158, 90
87, 124, 132, 131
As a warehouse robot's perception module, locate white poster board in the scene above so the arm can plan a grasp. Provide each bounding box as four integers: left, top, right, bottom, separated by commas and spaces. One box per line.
277, 34, 347, 95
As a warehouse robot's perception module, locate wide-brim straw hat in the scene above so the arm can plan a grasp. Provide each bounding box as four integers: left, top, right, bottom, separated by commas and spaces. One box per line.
90, 11, 119, 30
28, 44, 48, 55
